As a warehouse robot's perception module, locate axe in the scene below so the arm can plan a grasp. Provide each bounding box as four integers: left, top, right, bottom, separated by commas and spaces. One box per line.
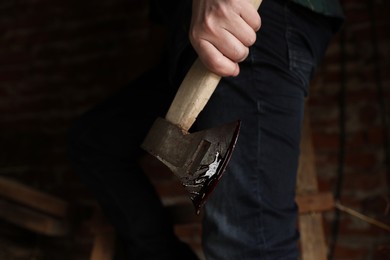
142, 0, 262, 214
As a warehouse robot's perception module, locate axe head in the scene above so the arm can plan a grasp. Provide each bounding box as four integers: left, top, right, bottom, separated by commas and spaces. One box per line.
141, 117, 240, 214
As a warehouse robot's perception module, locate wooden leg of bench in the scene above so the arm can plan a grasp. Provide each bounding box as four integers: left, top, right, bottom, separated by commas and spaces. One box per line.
90, 230, 116, 260
87, 206, 117, 260
296, 110, 329, 260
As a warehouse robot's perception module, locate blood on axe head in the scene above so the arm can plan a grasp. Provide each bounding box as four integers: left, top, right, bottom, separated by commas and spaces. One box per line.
141, 58, 240, 215
141, 0, 262, 215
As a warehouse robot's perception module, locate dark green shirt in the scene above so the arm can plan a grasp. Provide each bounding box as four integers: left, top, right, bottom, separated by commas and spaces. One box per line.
291, 0, 345, 19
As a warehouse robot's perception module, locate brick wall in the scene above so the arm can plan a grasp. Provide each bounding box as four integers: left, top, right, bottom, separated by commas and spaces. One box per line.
0, 0, 389, 259
309, 0, 390, 259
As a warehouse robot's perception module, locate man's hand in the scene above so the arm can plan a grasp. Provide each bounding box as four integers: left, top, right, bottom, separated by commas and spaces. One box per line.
190, 0, 261, 77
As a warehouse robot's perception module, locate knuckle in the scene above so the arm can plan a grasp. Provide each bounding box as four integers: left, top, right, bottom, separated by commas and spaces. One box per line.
255, 16, 262, 30
189, 27, 200, 44
246, 32, 257, 47
203, 16, 214, 32
207, 57, 232, 76
234, 46, 249, 62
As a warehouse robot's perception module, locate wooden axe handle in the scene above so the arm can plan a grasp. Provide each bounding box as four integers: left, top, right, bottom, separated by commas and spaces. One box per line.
165, 0, 262, 132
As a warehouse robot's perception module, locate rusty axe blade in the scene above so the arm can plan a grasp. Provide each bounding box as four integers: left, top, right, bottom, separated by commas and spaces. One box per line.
141, 58, 240, 214
141, 117, 240, 214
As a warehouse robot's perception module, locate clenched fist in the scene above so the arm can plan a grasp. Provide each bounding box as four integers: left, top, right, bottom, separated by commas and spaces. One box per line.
190, 0, 261, 77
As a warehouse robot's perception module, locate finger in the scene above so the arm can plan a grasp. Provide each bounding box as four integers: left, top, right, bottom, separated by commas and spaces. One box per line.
190, 21, 249, 65
215, 28, 250, 62
239, 0, 262, 32
194, 39, 240, 77
224, 14, 258, 47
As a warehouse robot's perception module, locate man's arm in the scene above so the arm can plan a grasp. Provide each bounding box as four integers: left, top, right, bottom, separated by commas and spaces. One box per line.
189, 0, 261, 77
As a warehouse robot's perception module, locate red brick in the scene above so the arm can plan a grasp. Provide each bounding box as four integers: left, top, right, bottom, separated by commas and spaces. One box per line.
343, 172, 384, 195
312, 132, 340, 150
347, 126, 388, 148
344, 151, 378, 169
373, 243, 390, 260
331, 243, 370, 260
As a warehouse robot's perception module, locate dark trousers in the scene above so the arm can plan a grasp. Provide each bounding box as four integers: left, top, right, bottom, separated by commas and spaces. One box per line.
67, 0, 336, 259
199, 0, 336, 258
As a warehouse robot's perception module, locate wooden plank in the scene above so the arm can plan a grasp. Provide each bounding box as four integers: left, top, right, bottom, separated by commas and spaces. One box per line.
299, 213, 328, 260
0, 176, 69, 218
87, 207, 116, 260
0, 199, 69, 236
296, 192, 334, 214
90, 232, 116, 260
296, 111, 328, 260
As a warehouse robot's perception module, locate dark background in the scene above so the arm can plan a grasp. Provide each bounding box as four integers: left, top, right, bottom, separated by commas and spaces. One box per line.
0, 0, 389, 259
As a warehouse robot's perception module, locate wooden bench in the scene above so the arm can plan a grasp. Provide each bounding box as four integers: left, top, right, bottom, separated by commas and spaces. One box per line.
0, 176, 71, 237
0, 175, 203, 260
